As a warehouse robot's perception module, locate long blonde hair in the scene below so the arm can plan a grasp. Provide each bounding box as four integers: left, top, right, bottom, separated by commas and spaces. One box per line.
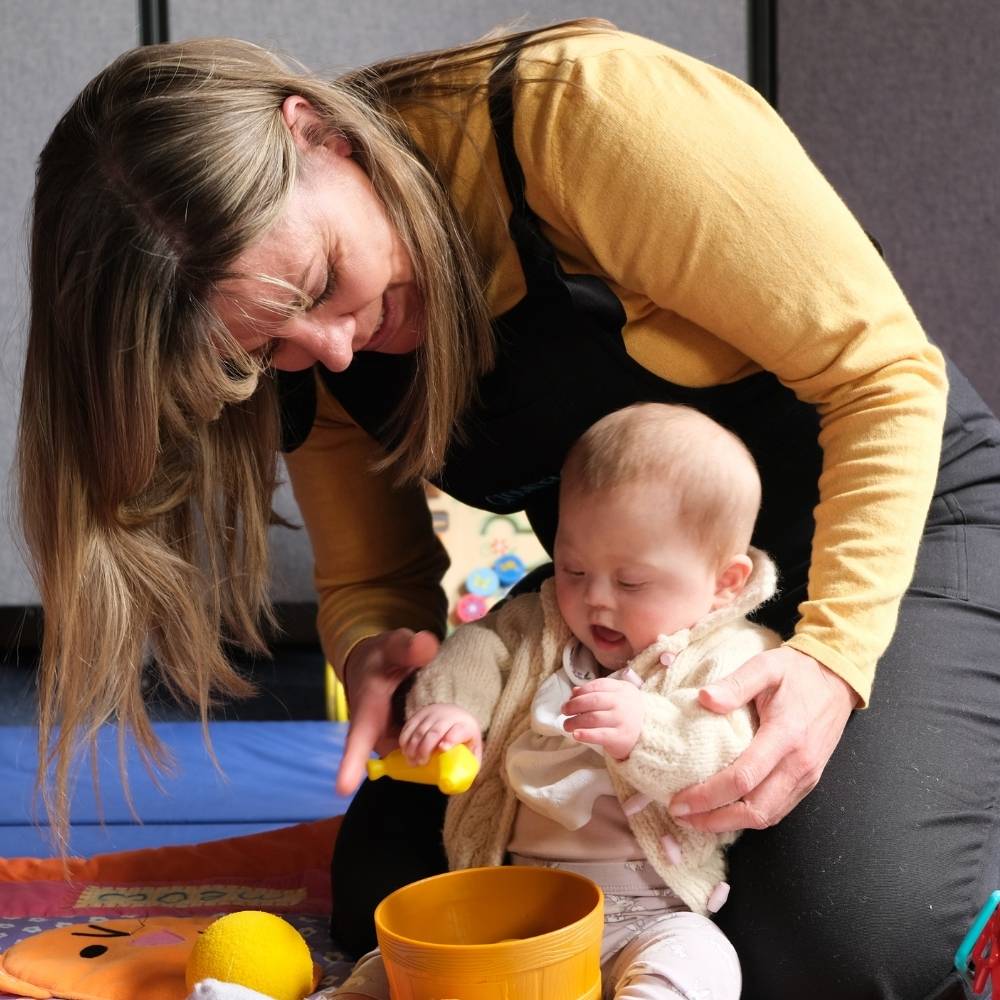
18, 19, 613, 844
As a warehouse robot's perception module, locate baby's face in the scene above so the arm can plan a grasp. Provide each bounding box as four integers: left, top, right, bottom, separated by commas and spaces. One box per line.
554, 483, 726, 670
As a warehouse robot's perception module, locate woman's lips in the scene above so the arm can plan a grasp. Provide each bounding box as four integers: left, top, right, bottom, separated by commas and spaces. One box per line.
363, 292, 392, 352
591, 625, 625, 647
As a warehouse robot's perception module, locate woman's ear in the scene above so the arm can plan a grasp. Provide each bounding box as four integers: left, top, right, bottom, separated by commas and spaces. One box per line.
280, 95, 351, 157
711, 554, 753, 609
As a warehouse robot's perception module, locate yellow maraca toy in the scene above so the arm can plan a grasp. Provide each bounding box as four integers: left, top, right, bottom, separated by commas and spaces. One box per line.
367, 743, 479, 794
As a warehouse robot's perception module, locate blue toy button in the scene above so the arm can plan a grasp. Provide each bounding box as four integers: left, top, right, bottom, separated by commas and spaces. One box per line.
492, 554, 526, 587
465, 567, 500, 597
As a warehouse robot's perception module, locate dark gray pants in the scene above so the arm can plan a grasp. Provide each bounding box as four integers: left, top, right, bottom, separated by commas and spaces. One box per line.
720, 487, 1000, 998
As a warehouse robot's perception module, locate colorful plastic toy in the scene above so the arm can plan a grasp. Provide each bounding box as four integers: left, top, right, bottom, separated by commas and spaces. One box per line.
0, 915, 212, 1000
492, 554, 527, 587
955, 890, 1000, 995
465, 567, 500, 597
367, 744, 480, 794
375, 866, 604, 999
455, 592, 488, 623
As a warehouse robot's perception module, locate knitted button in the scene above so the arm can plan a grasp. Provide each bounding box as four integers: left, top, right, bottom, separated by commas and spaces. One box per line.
707, 880, 731, 913
619, 666, 643, 689
465, 567, 500, 597
660, 832, 683, 866
492, 554, 526, 587
455, 593, 488, 623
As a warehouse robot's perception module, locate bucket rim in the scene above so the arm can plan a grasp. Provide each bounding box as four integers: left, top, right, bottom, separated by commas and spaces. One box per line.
374, 864, 604, 954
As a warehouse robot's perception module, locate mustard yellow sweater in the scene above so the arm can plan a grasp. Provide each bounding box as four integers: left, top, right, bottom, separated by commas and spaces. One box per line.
284, 30, 947, 705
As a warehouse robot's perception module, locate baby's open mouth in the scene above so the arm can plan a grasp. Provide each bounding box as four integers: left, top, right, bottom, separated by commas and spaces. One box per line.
591, 625, 625, 646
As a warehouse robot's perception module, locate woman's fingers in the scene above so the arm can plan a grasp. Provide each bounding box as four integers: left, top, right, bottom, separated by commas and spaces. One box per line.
668, 721, 792, 821
335, 628, 441, 795
673, 766, 816, 834
337, 697, 388, 795
669, 647, 858, 831
387, 628, 440, 670
697, 653, 782, 713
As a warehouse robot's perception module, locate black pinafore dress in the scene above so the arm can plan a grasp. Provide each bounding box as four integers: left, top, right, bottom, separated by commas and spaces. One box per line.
282, 65, 834, 637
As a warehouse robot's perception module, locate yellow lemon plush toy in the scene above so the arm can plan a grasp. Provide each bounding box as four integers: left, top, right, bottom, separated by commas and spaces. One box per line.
186, 911, 317, 1000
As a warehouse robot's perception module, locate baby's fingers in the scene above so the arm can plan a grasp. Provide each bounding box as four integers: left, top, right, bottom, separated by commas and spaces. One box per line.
399, 712, 445, 765
563, 709, 620, 734
562, 691, 617, 717
570, 726, 618, 749
398, 709, 432, 750
440, 723, 482, 759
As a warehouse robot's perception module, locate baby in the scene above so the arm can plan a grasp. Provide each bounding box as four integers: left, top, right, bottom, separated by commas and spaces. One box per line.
333, 402, 780, 1000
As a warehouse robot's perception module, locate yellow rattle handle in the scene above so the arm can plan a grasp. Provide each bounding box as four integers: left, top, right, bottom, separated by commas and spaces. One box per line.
367, 744, 480, 795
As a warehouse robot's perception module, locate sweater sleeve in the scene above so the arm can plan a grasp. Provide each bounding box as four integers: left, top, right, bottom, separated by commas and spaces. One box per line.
283, 375, 450, 676
513, 36, 947, 704
407, 601, 524, 733
609, 626, 777, 799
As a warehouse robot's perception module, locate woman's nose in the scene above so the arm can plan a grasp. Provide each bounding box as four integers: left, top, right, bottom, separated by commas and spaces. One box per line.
273, 312, 357, 372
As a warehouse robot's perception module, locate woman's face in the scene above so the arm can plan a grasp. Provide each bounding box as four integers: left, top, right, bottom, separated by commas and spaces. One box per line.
212, 103, 423, 372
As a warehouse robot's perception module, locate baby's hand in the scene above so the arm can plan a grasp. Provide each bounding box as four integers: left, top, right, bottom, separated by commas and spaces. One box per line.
400, 704, 482, 766
562, 677, 644, 761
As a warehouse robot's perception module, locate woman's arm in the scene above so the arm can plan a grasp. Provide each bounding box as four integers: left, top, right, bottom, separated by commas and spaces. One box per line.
283, 375, 451, 792
283, 374, 450, 676
514, 33, 947, 702
511, 33, 945, 827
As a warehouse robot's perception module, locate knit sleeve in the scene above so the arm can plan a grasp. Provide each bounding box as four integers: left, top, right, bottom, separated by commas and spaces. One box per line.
407, 602, 523, 733
283, 375, 450, 676
608, 626, 778, 799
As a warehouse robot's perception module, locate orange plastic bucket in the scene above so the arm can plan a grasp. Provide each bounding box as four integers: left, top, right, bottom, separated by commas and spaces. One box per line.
374, 865, 604, 999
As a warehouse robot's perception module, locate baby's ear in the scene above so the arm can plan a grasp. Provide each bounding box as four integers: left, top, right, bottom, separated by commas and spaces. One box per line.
712, 554, 753, 609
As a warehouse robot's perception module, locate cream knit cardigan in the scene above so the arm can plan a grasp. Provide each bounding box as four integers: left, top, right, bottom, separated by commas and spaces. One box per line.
408, 548, 780, 916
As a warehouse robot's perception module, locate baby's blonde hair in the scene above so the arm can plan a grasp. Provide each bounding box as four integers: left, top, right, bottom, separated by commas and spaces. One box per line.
560, 404, 762, 565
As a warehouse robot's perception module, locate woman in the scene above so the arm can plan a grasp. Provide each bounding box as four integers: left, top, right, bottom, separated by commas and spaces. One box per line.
19, 20, 998, 999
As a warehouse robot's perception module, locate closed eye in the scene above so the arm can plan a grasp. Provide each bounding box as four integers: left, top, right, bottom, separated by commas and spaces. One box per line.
617, 581, 645, 591
306, 269, 335, 312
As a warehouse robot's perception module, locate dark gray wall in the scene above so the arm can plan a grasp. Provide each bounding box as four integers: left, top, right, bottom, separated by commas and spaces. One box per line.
1, 2, 748, 611
0, 1, 139, 605
777, 0, 1000, 414
170, 1, 748, 78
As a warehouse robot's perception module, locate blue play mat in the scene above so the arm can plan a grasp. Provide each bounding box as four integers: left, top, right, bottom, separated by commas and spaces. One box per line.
0, 721, 352, 858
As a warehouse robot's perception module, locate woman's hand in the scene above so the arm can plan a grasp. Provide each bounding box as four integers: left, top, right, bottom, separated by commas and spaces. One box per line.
335, 628, 440, 796
668, 646, 859, 831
